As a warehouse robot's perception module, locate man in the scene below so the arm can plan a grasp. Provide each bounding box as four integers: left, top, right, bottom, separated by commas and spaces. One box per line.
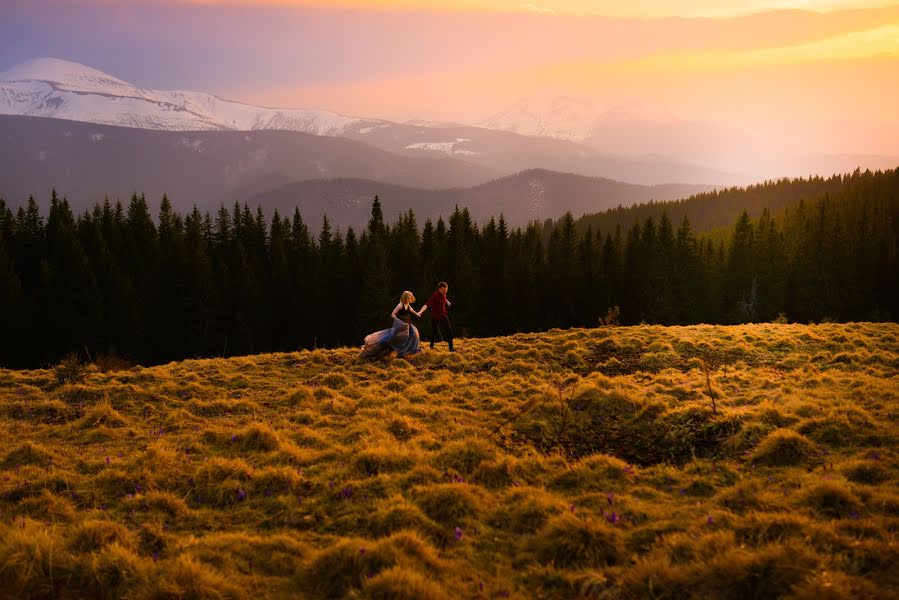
420, 281, 454, 352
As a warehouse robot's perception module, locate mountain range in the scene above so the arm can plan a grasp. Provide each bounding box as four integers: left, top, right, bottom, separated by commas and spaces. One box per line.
2, 57, 894, 228
0, 115, 712, 232
248, 170, 714, 233
0, 58, 741, 187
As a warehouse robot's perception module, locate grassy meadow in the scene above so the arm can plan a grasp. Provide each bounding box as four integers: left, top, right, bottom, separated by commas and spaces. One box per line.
0, 323, 897, 599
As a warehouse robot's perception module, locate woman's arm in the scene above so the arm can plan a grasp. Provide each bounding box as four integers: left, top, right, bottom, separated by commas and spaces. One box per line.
390, 302, 403, 319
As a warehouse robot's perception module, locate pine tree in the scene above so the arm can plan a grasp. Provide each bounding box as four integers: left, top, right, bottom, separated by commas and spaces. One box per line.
359, 197, 391, 332
726, 210, 756, 322
42, 193, 102, 361
0, 242, 27, 367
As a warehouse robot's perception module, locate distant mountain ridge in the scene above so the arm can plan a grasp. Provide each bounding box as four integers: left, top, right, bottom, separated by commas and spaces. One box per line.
0, 115, 714, 233
0, 115, 497, 213
0, 58, 745, 187
248, 169, 714, 232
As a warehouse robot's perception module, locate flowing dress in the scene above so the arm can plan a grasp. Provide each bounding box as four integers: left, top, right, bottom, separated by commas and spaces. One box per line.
360, 304, 422, 359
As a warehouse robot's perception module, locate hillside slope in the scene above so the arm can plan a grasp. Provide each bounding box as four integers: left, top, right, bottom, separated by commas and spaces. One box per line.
0, 323, 897, 598
572, 166, 899, 235
0, 115, 497, 213
250, 170, 713, 231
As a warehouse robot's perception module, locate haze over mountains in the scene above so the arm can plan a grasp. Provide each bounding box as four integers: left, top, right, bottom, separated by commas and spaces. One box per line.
480, 89, 899, 177
0, 58, 740, 187
1, 57, 895, 227
0, 115, 712, 232
249, 170, 713, 233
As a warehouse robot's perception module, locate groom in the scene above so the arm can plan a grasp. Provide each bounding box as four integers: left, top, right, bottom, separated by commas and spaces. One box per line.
421, 281, 454, 352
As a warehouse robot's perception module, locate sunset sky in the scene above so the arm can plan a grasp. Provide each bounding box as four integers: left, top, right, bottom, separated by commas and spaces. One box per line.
2, 0, 898, 164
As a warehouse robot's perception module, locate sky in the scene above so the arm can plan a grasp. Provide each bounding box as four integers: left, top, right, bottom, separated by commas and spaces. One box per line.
2, 0, 898, 164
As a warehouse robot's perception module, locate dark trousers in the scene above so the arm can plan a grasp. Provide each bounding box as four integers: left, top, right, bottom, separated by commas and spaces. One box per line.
430, 317, 454, 350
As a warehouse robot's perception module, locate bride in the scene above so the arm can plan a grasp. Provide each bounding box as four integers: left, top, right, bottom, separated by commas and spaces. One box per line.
359, 291, 423, 360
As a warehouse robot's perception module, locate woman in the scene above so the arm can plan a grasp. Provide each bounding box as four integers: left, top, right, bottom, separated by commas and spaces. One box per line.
360, 291, 423, 360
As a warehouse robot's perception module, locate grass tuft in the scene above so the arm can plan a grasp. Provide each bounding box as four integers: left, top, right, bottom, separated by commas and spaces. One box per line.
749, 429, 819, 467
531, 513, 624, 568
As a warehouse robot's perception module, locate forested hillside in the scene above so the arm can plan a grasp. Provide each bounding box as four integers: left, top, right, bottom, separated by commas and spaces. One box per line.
570, 170, 876, 236
0, 168, 896, 368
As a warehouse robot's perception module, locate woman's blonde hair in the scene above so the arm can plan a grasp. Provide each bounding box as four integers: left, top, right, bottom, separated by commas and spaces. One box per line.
400, 291, 415, 305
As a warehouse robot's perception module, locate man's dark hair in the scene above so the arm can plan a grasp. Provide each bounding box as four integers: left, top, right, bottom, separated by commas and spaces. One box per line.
437, 282, 448, 289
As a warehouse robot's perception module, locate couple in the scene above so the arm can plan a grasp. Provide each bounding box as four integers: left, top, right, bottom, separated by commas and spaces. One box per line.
360, 282, 454, 360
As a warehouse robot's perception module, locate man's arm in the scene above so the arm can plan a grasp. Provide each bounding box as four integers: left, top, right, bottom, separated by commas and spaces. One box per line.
419, 304, 429, 315
445, 299, 451, 307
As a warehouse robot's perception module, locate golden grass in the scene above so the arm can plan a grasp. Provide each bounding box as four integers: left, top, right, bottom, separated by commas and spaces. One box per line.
0, 322, 897, 598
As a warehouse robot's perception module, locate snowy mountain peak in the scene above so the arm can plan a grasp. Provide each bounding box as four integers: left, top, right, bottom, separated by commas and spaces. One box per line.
481, 89, 601, 141
480, 90, 691, 143
0, 57, 379, 135
0, 57, 133, 93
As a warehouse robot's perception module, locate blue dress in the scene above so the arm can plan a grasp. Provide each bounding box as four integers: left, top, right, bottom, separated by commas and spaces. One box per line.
360, 304, 422, 359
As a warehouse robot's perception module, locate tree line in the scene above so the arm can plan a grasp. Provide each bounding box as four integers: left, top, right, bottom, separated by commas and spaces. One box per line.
569, 171, 872, 242
0, 167, 896, 368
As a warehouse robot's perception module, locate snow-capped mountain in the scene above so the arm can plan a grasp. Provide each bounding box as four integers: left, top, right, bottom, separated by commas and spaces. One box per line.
480, 90, 768, 173
480, 90, 602, 141
0, 57, 382, 135
0, 58, 750, 186
480, 90, 690, 144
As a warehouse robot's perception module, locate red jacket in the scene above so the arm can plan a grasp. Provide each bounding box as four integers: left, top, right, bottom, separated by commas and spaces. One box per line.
425, 291, 449, 320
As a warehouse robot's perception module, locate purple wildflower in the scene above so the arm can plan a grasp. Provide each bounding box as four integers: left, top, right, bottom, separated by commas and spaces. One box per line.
569, 504, 576, 513
105, 456, 110, 465
152, 552, 159, 562
623, 465, 635, 476
454, 527, 463, 541
605, 512, 620, 525
359, 547, 366, 555
606, 492, 614, 505
849, 511, 859, 520
230, 435, 237, 444
706, 515, 715, 525
236, 487, 247, 502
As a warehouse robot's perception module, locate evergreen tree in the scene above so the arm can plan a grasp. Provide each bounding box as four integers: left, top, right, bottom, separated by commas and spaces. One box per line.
360, 197, 391, 331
